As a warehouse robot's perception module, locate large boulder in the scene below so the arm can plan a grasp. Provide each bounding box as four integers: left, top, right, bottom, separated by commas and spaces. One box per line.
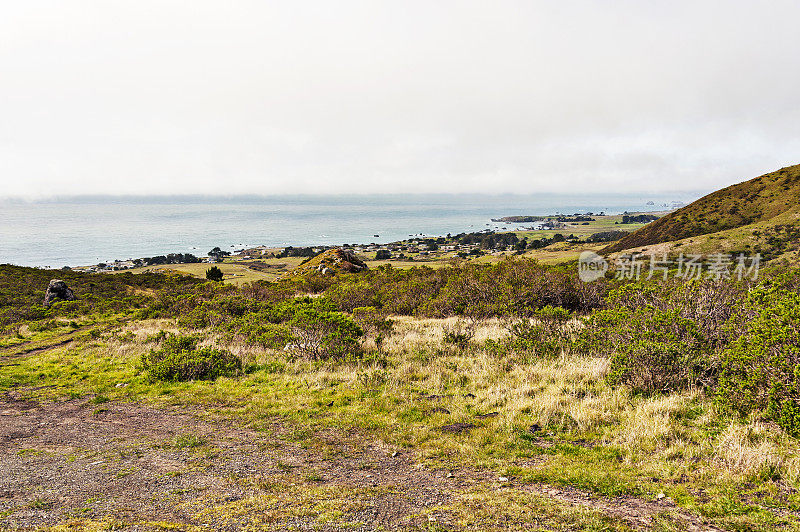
43, 279, 76, 307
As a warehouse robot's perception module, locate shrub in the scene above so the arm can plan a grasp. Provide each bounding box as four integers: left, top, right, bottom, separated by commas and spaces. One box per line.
507, 306, 572, 358
718, 286, 800, 435
142, 334, 241, 382
593, 305, 709, 394
442, 318, 476, 349
205, 266, 224, 282
581, 280, 748, 394
351, 306, 394, 350
286, 309, 364, 360
174, 434, 208, 448
326, 258, 606, 319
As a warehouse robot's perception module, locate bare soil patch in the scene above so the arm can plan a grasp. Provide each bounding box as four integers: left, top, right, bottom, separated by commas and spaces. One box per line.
526, 484, 726, 532
0, 393, 722, 530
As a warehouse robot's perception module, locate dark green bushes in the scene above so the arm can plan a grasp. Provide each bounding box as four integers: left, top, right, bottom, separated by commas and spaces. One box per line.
601, 307, 708, 394
205, 266, 223, 282
286, 308, 363, 360
141, 334, 241, 382
442, 319, 476, 349
717, 285, 800, 435
170, 289, 365, 360
327, 259, 606, 318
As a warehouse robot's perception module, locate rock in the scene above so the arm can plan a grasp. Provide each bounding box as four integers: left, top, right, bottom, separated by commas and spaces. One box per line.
283, 248, 367, 279
498, 476, 509, 482
43, 279, 76, 307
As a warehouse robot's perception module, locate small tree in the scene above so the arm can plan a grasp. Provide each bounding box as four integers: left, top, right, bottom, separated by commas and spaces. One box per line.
206, 266, 223, 282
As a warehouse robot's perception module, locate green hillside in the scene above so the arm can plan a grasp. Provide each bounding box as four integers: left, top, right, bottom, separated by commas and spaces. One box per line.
604, 163, 800, 255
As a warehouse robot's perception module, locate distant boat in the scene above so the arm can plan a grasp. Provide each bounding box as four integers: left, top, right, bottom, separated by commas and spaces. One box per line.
374, 234, 379, 237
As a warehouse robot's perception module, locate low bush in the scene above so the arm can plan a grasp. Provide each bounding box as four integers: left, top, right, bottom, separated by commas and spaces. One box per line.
287, 309, 364, 360
506, 306, 572, 358
442, 318, 476, 349
141, 334, 241, 382
717, 285, 800, 435
573, 278, 755, 395
351, 306, 394, 350
594, 306, 711, 394
326, 259, 606, 319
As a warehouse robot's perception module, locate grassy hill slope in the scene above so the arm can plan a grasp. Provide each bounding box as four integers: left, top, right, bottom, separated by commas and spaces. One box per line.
604, 163, 800, 254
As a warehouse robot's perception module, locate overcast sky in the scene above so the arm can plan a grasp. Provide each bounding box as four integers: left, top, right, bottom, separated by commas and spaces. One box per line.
1, 1, 799, 198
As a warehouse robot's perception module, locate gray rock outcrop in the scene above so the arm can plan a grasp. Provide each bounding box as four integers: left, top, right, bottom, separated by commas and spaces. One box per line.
43, 279, 76, 307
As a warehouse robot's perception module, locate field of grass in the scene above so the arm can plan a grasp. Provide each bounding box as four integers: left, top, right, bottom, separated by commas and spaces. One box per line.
3, 309, 800, 530
119, 256, 307, 285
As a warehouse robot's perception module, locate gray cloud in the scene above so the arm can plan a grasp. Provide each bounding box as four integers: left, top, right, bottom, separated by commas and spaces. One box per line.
1, 0, 799, 198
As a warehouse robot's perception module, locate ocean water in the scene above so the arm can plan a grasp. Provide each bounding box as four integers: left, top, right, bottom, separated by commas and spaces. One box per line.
0, 194, 697, 268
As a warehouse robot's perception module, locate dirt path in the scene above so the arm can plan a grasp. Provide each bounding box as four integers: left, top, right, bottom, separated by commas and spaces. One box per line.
0, 395, 723, 531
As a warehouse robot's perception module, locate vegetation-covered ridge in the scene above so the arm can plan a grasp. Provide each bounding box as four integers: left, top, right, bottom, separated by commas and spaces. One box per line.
604, 163, 800, 255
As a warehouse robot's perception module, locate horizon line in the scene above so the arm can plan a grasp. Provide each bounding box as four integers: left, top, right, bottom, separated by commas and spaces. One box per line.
0, 190, 707, 203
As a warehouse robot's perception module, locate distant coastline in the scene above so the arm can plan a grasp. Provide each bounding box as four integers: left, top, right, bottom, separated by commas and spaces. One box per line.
0, 194, 699, 268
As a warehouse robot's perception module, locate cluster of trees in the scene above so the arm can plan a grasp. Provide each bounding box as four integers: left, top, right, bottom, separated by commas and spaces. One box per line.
455, 230, 521, 250
208, 247, 231, 261
135, 253, 201, 267
525, 233, 577, 249
278, 246, 322, 258
556, 215, 595, 222
621, 214, 659, 224
417, 237, 445, 250
586, 230, 628, 243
